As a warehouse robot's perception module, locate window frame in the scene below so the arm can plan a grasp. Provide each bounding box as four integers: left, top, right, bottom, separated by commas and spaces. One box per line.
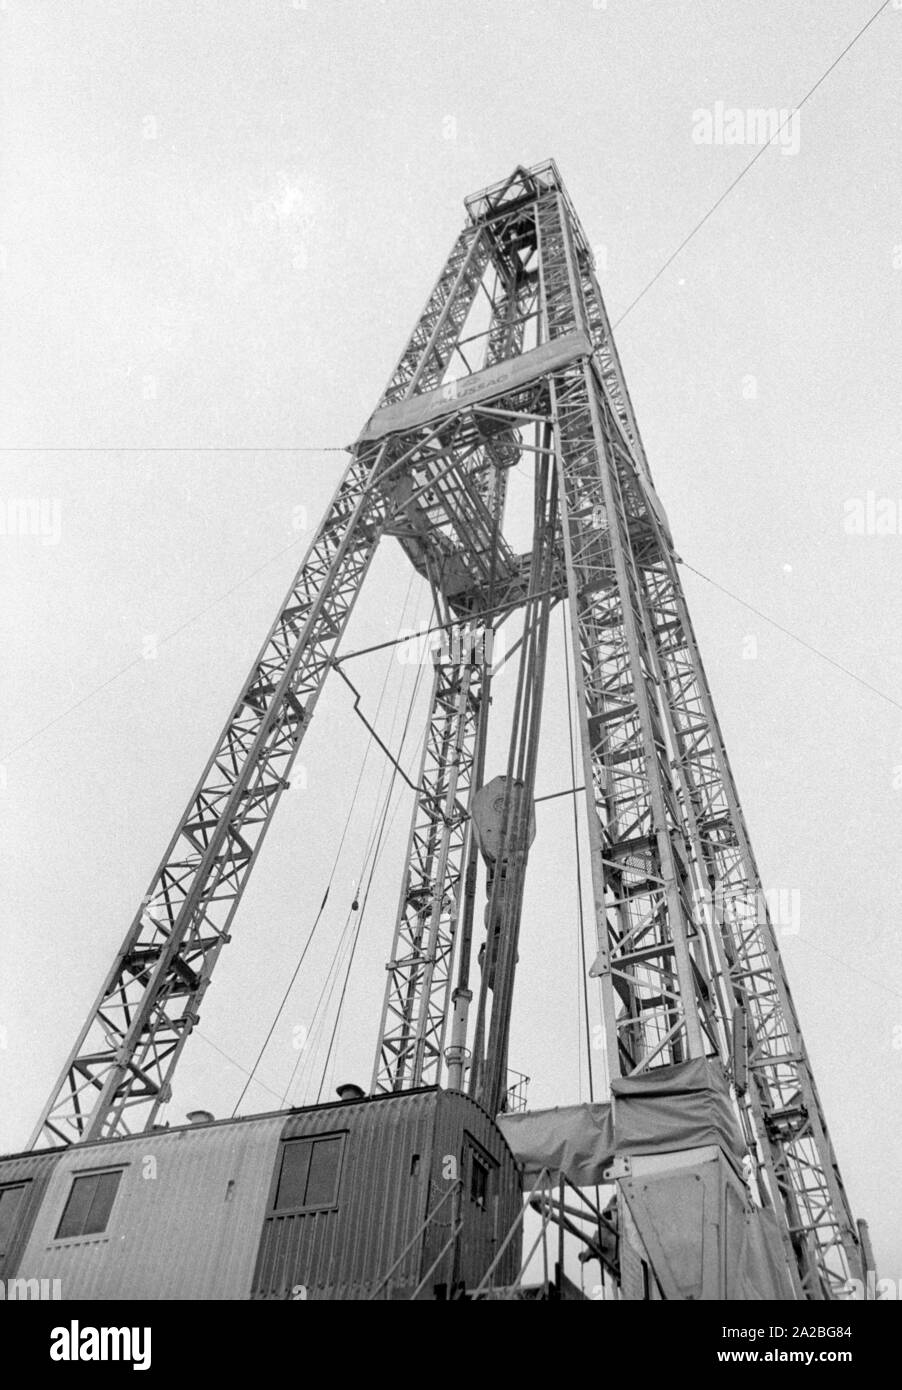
463, 1133, 497, 1213
470, 1154, 489, 1210
53, 1166, 125, 1243
272, 1132, 347, 1215
0, 1181, 29, 1259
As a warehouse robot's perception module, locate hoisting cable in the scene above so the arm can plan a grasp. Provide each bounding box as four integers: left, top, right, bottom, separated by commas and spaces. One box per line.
229, 880, 334, 1116
195, 1030, 285, 1105
283, 908, 358, 1106
314, 635, 433, 1102
282, 623, 431, 1106
282, 596, 429, 1106
680, 560, 902, 714
332, 589, 555, 667
333, 664, 421, 793
562, 606, 595, 1104
315, 784, 406, 1104
4, 446, 352, 453
613, 0, 894, 329
296, 687, 422, 1108
230, 571, 418, 1114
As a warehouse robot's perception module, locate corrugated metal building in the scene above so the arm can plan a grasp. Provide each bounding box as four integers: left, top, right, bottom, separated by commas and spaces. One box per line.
0, 1088, 522, 1300
0, 1149, 62, 1282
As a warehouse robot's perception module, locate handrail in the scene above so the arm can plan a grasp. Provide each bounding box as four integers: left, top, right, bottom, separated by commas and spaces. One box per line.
409, 1221, 465, 1300
558, 1169, 618, 1240
505, 1187, 556, 1300
375, 1166, 612, 1302
470, 1166, 552, 1296
368, 1180, 463, 1300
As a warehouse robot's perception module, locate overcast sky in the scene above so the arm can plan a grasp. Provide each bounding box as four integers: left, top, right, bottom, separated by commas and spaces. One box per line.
1, 0, 901, 1280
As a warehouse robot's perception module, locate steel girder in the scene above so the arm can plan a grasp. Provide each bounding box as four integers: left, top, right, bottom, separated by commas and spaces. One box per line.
538, 191, 716, 1074
553, 363, 720, 1072
379, 222, 490, 406
369, 377, 560, 1101
381, 423, 520, 612
31, 442, 391, 1146
30, 168, 540, 1148
636, 547, 860, 1295
372, 217, 541, 1097
372, 651, 481, 1093
532, 178, 863, 1295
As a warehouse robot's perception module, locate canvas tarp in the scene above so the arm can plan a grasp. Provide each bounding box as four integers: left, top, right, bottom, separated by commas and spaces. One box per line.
610, 1056, 746, 1162
497, 1058, 745, 1186
495, 1101, 615, 1188
726, 1196, 797, 1300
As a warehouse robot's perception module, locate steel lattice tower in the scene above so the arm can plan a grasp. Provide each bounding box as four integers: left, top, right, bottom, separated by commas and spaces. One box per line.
29, 161, 864, 1300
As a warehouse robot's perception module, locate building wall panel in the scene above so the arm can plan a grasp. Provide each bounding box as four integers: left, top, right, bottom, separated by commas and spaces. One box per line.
14, 1116, 285, 1300
251, 1089, 523, 1300
252, 1090, 438, 1300
0, 1149, 66, 1281
430, 1090, 522, 1292
3, 1090, 524, 1301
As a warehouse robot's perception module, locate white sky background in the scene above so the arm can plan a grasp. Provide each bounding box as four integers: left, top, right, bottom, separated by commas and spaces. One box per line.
1, 0, 900, 1280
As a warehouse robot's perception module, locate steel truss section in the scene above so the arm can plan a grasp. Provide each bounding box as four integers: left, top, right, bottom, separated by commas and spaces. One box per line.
31, 443, 391, 1146
553, 363, 721, 1073
380, 419, 521, 612
633, 538, 861, 1295
379, 222, 491, 406
533, 175, 863, 1295
538, 191, 719, 1074
372, 649, 482, 1093
372, 229, 548, 1096
30, 178, 527, 1149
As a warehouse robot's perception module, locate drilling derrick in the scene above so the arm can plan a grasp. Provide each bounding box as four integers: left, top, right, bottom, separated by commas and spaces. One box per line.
26, 161, 867, 1301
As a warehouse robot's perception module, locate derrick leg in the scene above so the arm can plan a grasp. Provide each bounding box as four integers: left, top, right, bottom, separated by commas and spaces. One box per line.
372, 641, 482, 1093
31, 446, 389, 1146
634, 530, 863, 1296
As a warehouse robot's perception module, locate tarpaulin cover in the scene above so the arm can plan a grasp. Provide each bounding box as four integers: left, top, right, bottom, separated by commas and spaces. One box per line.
611, 1057, 746, 1162
497, 1057, 745, 1186
496, 1102, 615, 1188
728, 1201, 796, 1300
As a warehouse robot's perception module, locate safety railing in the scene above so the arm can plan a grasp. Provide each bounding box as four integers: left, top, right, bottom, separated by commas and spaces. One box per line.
504, 1069, 531, 1114
368, 1180, 463, 1301
471, 1168, 617, 1300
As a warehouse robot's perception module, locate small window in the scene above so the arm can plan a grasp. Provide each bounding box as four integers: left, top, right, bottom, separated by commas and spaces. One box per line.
464, 1134, 496, 1212
470, 1154, 489, 1210
0, 1183, 27, 1257
274, 1135, 344, 1212
55, 1170, 122, 1240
